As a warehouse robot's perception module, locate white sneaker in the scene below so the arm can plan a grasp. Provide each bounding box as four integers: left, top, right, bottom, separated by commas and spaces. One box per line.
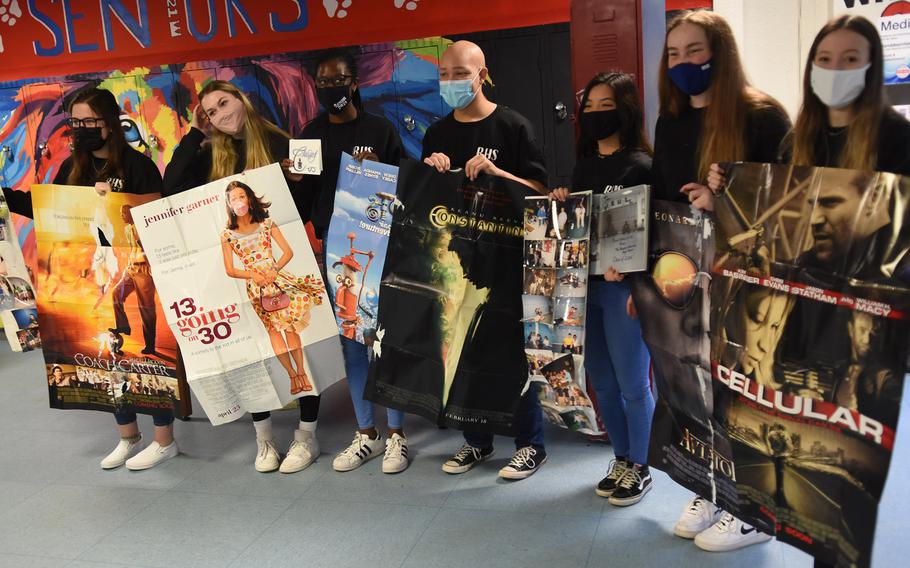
333, 431, 384, 472
125, 441, 178, 471
382, 433, 409, 474
100, 438, 142, 469
694, 512, 773, 552
279, 430, 319, 474
674, 496, 722, 539
255, 438, 280, 473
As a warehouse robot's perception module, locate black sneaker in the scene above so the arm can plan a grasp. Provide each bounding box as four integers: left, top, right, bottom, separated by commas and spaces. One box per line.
498, 446, 547, 480
608, 465, 652, 506
442, 443, 494, 474
595, 458, 630, 497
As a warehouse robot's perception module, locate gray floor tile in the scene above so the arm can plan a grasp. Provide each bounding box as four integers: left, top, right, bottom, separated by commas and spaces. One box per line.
0, 484, 163, 559
230, 499, 439, 568
76, 491, 293, 568
173, 453, 327, 498
0, 553, 71, 568
403, 508, 598, 568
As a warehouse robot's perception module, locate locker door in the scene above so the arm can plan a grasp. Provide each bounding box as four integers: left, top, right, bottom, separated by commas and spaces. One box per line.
0, 86, 34, 190
21, 82, 66, 185
392, 40, 446, 160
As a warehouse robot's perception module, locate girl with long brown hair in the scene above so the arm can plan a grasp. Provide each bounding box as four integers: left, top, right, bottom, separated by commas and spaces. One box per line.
652, 10, 791, 552
163, 81, 318, 475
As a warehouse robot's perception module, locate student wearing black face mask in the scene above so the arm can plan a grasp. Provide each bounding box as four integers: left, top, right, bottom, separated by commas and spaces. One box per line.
3, 88, 177, 472
2, 88, 162, 219
297, 49, 410, 475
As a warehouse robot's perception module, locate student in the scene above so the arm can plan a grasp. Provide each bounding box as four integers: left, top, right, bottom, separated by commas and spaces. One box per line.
552, 71, 655, 507
652, 10, 791, 552
298, 49, 410, 475
4, 88, 177, 471
423, 40, 550, 480
163, 80, 317, 474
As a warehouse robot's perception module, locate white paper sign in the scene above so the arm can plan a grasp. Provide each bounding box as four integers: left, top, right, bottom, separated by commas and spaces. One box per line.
289, 139, 323, 175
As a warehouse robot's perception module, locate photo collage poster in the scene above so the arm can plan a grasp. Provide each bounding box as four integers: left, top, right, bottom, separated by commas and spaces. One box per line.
325, 153, 399, 344
134, 163, 344, 425
31, 184, 188, 418
522, 192, 600, 434
0, 191, 39, 352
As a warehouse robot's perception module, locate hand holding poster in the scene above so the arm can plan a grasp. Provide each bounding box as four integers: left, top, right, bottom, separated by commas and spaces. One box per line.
31, 184, 188, 418
523, 192, 600, 434
326, 153, 399, 344
134, 163, 344, 425
0, 190, 39, 352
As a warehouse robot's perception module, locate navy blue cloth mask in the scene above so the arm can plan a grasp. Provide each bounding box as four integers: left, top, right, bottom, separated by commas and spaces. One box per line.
667, 60, 713, 96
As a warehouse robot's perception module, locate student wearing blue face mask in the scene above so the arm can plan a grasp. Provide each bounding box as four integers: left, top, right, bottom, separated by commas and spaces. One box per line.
651, 10, 792, 554
422, 40, 550, 480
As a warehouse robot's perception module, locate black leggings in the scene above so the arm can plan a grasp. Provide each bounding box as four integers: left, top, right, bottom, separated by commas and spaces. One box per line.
251, 395, 320, 423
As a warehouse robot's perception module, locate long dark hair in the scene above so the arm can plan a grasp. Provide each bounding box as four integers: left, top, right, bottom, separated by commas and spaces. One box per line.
791, 15, 886, 170
224, 180, 270, 230
66, 88, 128, 185
576, 72, 652, 158
314, 48, 363, 110
659, 10, 785, 179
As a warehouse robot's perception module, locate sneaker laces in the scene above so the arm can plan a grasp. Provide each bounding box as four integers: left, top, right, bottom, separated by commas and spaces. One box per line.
338, 432, 367, 459
686, 496, 708, 516
714, 513, 738, 533
605, 459, 628, 481
616, 467, 642, 490
451, 443, 478, 463
506, 447, 536, 469
257, 439, 275, 460
385, 435, 404, 458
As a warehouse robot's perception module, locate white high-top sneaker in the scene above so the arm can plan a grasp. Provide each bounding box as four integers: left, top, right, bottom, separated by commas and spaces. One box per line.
280, 430, 319, 474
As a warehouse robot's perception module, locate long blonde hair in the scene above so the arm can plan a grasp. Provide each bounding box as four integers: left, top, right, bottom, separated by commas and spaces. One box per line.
790, 15, 885, 171
659, 11, 785, 179
198, 80, 289, 181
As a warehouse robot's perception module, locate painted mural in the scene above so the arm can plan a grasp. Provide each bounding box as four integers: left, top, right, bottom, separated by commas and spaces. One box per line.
0, 38, 451, 270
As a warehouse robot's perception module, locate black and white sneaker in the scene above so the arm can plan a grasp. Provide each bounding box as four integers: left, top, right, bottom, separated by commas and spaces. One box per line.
332, 431, 384, 472
442, 443, 494, 474
498, 446, 547, 480
595, 458, 630, 497
608, 464, 652, 506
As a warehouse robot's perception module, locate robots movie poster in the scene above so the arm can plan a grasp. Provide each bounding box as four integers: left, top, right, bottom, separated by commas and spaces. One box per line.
366, 160, 531, 435
325, 153, 399, 345
640, 164, 910, 568
31, 184, 189, 419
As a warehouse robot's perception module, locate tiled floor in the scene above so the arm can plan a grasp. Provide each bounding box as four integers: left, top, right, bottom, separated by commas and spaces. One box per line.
1, 344, 908, 567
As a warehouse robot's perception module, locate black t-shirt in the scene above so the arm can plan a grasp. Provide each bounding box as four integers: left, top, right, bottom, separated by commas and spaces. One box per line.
421, 105, 549, 188
300, 111, 404, 236
652, 104, 791, 203
572, 149, 652, 282
3, 147, 162, 219
814, 108, 910, 175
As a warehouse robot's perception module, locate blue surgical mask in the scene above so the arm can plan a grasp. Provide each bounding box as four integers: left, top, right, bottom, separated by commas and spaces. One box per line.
667, 59, 714, 96
440, 72, 480, 110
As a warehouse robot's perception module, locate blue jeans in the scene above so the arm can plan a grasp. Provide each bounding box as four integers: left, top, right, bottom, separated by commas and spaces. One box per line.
464, 390, 544, 451
114, 410, 174, 427
342, 336, 404, 430
585, 280, 654, 464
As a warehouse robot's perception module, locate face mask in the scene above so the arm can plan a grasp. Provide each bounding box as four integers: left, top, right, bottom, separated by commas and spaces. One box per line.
810, 63, 870, 109
580, 110, 621, 142
667, 60, 714, 96
73, 127, 106, 153
317, 85, 352, 115
440, 72, 481, 110
232, 203, 249, 217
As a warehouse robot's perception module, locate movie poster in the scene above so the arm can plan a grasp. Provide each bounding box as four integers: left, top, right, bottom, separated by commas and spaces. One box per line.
523, 192, 599, 434
589, 185, 651, 274
0, 191, 39, 352
325, 153, 399, 344
134, 163, 344, 425
31, 184, 188, 418
640, 165, 910, 568
366, 160, 531, 434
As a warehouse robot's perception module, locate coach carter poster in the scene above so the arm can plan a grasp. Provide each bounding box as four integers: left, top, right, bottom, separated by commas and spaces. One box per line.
641, 164, 910, 567
326, 153, 398, 344
366, 160, 530, 434
31, 184, 188, 418
134, 163, 344, 425
523, 192, 600, 435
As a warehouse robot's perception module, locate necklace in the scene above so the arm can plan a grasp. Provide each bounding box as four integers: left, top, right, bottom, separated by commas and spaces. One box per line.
91, 157, 109, 178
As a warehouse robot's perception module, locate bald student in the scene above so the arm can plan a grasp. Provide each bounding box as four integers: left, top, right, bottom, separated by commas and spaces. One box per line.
422, 41, 549, 195
427, 41, 550, 481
